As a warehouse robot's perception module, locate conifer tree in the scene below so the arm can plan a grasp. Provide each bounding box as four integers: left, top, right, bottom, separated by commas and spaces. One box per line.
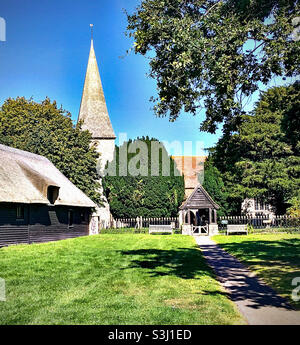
103, 137, 185, 217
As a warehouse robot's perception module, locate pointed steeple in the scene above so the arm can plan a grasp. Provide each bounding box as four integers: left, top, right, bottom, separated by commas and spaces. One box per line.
78, 37, 116, 139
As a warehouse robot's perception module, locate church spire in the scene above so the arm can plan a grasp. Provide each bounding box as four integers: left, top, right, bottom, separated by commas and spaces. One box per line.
78, 30, 116, 139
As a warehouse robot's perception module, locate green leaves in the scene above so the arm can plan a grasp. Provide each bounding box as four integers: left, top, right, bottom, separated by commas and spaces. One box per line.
0, 97, 102, 205
102, 137, 185, 218
203, 159, 229, 216
209, 83, 300, 214
126, 0, 300, 133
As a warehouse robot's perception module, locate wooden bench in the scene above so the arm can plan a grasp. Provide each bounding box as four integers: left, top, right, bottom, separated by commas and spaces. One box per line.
263, 219, 272, 228
149, 225, 173, 235
226, 224, 248, 235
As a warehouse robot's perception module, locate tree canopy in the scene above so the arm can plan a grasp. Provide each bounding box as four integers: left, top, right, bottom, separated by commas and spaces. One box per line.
202, 159, 229, 217
0, 97, 102, 204
208, 82, 300, 214
102, 136, 185, 217
126, 0, 299, 133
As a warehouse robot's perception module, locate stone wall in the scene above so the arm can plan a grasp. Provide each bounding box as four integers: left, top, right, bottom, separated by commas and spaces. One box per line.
91, 138, 115, 229
92, 138, 115, 173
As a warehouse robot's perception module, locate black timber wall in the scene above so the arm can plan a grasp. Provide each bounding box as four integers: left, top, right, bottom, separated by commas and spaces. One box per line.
0, 203, 90, 247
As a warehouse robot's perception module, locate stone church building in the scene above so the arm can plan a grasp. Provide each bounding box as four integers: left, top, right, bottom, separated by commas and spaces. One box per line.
77, 34, 274, 232
77, 37, 116, 230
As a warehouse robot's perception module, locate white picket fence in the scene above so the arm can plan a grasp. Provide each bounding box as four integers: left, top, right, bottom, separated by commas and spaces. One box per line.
112, 217, 179, 229
218, 215, 300, 230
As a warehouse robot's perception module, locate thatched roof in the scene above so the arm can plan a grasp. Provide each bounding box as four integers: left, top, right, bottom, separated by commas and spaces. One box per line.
78, 39, 116, 139
0, 144, 96, 208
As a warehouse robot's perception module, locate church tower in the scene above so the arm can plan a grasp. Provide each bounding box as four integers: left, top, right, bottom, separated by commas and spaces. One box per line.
78, 28, 116, 228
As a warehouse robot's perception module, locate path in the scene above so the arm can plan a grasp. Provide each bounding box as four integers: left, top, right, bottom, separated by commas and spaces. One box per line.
195, 236, 300, 325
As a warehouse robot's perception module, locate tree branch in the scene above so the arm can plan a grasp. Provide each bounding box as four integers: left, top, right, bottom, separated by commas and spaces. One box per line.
204, 1, 221, 16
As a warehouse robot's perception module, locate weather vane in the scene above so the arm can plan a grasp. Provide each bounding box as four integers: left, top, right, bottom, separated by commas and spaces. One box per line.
90, 24, 94, 40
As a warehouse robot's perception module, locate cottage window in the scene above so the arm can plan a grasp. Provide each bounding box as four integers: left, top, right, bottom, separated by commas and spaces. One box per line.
47, 186, 59, 205
80, 211, 87, 223
68, 210, 74, 228
255, 199, 266, 210
16, 206, 25, 220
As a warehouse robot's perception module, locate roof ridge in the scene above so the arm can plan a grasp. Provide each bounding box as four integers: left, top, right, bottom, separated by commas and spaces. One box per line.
180, 184, 220, 210
0, 144, 49, 162
0, 144, 95, 207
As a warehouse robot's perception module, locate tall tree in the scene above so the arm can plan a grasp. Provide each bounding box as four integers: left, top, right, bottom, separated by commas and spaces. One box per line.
126, 0, 299, 133
210, 83, 300, 214
0, 97, 102, 204
202, 158, 229, 216
102, 137, 185, 217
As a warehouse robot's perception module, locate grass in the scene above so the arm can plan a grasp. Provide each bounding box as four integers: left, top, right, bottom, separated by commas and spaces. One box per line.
213, 233, 300, 309
0, 234, 244, 325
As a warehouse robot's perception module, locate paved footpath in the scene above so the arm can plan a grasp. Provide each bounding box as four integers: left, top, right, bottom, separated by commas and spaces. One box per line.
195, 236, 300, 325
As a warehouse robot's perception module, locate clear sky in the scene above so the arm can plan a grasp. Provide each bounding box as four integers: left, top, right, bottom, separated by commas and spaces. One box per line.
0, 0, 293, 156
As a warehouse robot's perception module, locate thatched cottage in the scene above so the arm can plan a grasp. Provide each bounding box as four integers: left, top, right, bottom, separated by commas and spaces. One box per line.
0, 144, 96, 247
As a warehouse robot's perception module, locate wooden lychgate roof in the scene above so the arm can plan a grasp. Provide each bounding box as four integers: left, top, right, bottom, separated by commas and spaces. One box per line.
180, 184, 220, 210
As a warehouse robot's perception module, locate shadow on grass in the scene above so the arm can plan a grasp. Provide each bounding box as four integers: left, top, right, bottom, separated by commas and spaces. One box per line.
119, 239, 300, 310
219, 238, 300, 266
119, 246, 213, 280
198, 238, 300, 310
215, 238, 300, 309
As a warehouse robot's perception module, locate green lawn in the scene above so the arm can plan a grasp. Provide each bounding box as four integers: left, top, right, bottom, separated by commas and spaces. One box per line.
0, 234, 244, 325
213, 233, 300, 309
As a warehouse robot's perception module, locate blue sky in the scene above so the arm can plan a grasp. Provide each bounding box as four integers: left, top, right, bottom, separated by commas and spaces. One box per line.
0, 0, 293, 155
